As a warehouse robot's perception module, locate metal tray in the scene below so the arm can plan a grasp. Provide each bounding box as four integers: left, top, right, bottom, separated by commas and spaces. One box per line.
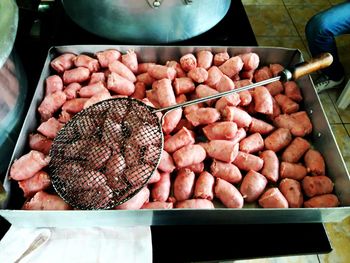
1, 45, 349, 227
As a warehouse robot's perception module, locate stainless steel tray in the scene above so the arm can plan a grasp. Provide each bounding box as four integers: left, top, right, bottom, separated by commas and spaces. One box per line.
1, 45, 349, 227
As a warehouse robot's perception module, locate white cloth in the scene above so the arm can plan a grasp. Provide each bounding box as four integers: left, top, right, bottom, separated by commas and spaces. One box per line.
0, 226, 152, 263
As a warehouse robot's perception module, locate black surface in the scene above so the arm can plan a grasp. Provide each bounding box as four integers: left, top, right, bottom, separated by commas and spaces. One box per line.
152, 224, 332, 262
1, 1, 331, 261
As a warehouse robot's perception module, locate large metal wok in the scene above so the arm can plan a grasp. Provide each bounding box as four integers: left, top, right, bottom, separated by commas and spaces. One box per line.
0, 0, 27, 183
61, 0, 231, 43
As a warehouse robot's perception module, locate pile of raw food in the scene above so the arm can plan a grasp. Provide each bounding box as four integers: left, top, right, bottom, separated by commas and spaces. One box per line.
9, 48, 340, 210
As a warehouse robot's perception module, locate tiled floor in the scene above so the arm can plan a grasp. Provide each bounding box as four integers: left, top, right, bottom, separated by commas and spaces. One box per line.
234, 0, 350, 262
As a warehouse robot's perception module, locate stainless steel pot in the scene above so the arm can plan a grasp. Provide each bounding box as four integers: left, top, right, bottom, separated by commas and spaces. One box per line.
0, 0, 27, 178
61, 0, 231, 43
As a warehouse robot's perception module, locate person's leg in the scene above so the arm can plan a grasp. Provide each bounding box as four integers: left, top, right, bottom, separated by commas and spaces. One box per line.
305, 1, 350, 81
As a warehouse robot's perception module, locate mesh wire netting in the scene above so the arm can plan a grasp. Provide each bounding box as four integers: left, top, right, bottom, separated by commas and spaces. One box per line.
49, 98, 163, 210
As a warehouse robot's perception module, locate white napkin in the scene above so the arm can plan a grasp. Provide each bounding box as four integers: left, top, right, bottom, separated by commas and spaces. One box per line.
0, 226, 152, 263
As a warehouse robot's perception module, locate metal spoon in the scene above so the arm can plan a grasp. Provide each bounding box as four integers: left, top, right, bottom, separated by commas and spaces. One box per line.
14, 229, 51, 263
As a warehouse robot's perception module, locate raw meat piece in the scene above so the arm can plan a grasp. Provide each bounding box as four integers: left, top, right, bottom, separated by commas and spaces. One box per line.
253, 86, 273, 114
194, 171, 215, 200
210, 159, 242, 183
96, 49, 121, 68
197, 50, 213, 69
164, 127, 195, 153
45, 75, 63, 95
239, 52, 260, 71
63, 67, 90, 84
304, 149, 325, 176
10, 151, 50, 181
240, 170, 267, 203
264, 128, 292, 152
281, 137, 310, 163
213, 52, 229, 66
28, 133, 52, 155
107, 72, 135, 96
78, 82, 107, 98
158, 150, 176, 173
115, 187, 150, 210
258, 188, 288, 208
280, 162, 307, 181
279, 178, 303, 208
109, 60, 137, 83
18, 171, 51, 198
185, 108, 220, 127
202, 140, 239, 163
232, 151, 264, 172
260, 150, 279, 183
173, 77, 195, 95
180, 54, 197, 72
50, 53, 76, 73
304, 194, 339, 208
37, 117, 64, 139
175, 199, 214, 209
151, 172, 171, 202
148, 65, 176, 80
38, 91, 67, 121
302, 176, 334, 198
142, 201, 173, 209
214, 178, 243, 208
173, 144, 206, 168
174, 168, 195, 201
23, 191, 71, 210
121, 50, 138, 73
203, 121, 238, 140
218, 56, 244, 78
73, 54, 100, 72
153, 78, 176, 107
239, 133, 264, 154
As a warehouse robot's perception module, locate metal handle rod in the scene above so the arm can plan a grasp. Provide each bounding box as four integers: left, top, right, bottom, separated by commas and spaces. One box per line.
153, 76, 281, 113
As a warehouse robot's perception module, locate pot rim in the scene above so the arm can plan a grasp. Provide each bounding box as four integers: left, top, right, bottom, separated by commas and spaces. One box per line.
0, 0, 18, 68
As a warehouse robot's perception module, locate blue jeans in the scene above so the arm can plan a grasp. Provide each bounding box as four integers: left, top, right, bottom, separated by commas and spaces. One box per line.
305, 1, 350, 80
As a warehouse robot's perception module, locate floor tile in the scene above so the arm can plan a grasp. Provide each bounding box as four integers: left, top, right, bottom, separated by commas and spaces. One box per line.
335, 35, 350, 79
242, 0, 283, 5
283, 0, 329, 4
342, 156, 350, 174
255, 36, 310, 59
327, 89, 341, 103
319, 93, 342, 124
300, 37, 313, 58
244, 5, 298, 36
286, 4, 331, 38
320, 216, 350, 263
326, 89, 350, 123
329, 0, 346, 5
330, 124, 350, 158
345, 124, 350, 136
337, 108, 350, 124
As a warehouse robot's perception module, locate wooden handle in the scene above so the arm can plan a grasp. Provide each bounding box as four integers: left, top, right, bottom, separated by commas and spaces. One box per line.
292, 52, 333, 80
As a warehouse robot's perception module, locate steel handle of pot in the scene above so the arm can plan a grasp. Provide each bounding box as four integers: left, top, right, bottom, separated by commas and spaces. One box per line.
146, 0, 163, 8
146, 0, 194, 8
